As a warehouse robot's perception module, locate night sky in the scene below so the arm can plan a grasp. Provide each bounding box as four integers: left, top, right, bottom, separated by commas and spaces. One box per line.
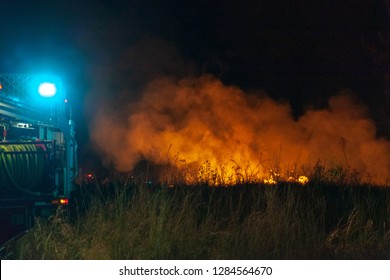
1, 0, 390, 168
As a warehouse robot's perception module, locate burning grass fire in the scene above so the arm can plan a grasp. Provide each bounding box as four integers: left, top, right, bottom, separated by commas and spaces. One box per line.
91, 75, 390, 186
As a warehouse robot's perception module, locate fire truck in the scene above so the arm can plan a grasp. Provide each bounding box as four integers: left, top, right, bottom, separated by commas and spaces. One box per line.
0, 74, 77, 248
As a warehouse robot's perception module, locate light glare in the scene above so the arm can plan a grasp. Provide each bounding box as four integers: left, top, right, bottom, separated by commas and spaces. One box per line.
38, 82, 57, 97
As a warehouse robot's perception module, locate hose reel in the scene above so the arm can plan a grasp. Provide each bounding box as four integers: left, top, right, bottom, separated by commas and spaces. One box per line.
0, 143, 48, 195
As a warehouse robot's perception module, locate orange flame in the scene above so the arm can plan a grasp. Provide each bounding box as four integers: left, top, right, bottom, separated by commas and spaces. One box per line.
91, 75, 390, 186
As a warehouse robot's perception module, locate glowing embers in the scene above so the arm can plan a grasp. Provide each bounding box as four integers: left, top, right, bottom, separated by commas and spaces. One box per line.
181, 160, 309, 186
263, 173, 309, 185
298, 175, 309, 184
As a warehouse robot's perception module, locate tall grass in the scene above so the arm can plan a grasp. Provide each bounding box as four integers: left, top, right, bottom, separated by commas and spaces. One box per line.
4, 166, 390, 259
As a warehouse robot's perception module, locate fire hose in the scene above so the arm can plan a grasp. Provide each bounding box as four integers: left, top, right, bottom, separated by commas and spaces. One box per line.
0, 144, 46, 195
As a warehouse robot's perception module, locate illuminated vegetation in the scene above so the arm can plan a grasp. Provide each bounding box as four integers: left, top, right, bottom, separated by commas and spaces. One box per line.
4, 165, 390, 259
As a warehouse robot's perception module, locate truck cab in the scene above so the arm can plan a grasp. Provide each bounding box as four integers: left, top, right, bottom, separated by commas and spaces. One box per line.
0, 74, 77, 247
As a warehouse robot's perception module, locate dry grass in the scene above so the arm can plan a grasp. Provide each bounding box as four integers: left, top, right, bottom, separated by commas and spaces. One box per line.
4, 165, 390, 259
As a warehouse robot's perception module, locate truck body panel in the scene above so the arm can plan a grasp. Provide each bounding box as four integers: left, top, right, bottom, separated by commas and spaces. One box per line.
0, 74, 77, 247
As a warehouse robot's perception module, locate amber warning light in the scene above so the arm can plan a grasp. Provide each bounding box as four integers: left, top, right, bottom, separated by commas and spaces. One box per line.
51, 198, 69, 205
0, 83, 3, 90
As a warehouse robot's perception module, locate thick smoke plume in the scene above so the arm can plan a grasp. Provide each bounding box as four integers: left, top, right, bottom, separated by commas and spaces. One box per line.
91, 75, 390, 185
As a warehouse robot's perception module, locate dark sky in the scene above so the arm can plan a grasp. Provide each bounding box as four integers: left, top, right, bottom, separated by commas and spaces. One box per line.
1, 0, 390, 162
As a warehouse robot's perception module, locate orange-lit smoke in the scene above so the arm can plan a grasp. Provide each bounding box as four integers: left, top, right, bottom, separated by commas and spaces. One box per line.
91, 75, 390, 185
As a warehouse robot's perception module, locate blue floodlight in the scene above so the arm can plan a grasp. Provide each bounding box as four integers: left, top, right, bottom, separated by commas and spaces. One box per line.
38, 82, 57, 98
